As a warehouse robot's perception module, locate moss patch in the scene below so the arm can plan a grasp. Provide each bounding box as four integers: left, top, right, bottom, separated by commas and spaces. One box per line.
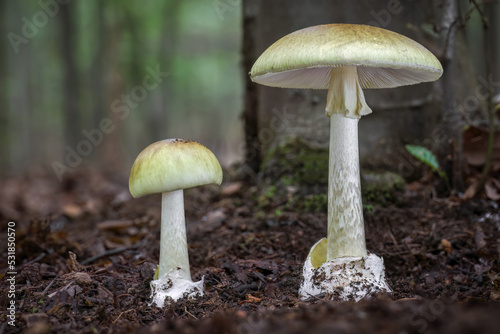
259, 138, 329, 213
361, 171, 405, 207
258, 138, 405, 213
261, 138, 329, 188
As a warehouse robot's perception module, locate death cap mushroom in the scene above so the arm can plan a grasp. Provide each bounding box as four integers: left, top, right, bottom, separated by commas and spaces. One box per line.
129, 139, 223, 198
251, 23, 443, 91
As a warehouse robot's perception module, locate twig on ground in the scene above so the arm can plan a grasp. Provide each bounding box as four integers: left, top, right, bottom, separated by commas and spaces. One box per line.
184, 306, 199, 320
81, 240, 146, 265
41, 276, 59, 295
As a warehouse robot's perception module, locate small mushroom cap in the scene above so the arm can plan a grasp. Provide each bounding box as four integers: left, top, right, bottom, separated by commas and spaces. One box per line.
251, 24, 443, 90
129, 139, 223, 198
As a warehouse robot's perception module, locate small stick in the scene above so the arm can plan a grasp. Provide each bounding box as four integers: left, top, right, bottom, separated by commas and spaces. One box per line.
41, 276, 59, 295
81, 240, 146, 265
184, 306, 198, 320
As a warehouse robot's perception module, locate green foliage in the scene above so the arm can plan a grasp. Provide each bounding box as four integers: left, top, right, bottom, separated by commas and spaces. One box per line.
302, 194, 328, 212
405, 145, 440, 173
263, 185, 277, 198
405, 144, 450, 189
363, 204, 374, 212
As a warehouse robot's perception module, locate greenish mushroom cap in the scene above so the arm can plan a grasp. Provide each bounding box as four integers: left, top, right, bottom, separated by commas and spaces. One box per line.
250, 24, 443, 90
129, 139, 223, 198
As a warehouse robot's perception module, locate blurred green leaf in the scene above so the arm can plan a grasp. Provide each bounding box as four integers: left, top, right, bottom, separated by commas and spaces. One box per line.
405, 144, 450, 191
405, 145, 440, 172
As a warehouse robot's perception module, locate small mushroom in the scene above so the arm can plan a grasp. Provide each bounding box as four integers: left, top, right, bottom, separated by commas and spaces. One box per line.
250, 24, 443, 300
129, 139, 222, 306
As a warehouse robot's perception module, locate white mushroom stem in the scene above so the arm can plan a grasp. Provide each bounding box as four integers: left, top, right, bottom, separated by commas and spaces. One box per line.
159, 190, 191, 281
325, 66, 371, 260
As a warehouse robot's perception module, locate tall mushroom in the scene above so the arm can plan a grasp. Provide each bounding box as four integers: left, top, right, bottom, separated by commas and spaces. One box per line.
129, 139, 222, 306
250, 24, 442, 300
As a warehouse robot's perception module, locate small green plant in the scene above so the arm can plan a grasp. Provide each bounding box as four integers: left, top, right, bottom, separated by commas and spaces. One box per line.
264, 185, 277, 198
363, 204, 374, 212
405, 145, 450, 190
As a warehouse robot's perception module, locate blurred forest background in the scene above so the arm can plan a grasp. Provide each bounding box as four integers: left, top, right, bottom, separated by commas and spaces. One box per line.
1, 0, 499, 196
0, 0, 243, 179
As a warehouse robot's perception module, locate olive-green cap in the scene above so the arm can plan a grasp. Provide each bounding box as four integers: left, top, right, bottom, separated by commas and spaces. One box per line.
250, 24, 443, 89
129, 139, 223, 198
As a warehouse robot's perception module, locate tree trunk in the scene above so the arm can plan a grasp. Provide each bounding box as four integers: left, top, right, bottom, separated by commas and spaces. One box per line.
0, 0, 7, 170
101, 18, 125, 173
436, 0, 476, 194
154, 1, 182, 143
241, 0, 261, 177
91, 0, 106, 131
59, 2, 80, 150
8, 1, 33, 171
487, 2, 500, 96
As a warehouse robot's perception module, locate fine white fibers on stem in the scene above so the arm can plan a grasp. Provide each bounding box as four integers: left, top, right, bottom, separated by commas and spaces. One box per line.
327, 114, 367, 260
159, 190, 191, 280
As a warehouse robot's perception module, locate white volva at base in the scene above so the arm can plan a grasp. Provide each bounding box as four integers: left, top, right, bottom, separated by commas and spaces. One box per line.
299, 253, 391, 302
150, 269, 204, 307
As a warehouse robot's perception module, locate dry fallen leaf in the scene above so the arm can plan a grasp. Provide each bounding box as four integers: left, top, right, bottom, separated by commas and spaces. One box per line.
63, 203, 83, 219
440, 239, 452, 254
220, 182, 243, 196
67, 251, 80, 272
239, 294, 262, 304
485, 178, 500, 201
462, 181, 478, 200
463, 126, 500, 167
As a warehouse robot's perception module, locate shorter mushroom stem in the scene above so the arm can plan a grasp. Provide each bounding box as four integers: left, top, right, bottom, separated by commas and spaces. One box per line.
327, 113, 367, 260
159, 190, 191, 281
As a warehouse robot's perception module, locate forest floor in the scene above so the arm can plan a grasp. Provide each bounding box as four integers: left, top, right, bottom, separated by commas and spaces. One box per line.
1, 167, 500, 334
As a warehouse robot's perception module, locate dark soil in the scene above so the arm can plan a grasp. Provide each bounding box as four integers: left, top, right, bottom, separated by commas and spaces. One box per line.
1, 168, 499, 333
